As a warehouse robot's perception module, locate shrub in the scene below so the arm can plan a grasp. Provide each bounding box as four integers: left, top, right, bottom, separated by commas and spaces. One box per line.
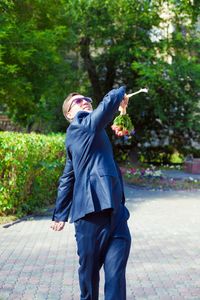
138, 146, 185, 165
0, 132, 65, 216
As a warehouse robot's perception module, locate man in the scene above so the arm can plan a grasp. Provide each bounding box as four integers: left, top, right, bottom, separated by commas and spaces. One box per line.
51, 86, 131, 300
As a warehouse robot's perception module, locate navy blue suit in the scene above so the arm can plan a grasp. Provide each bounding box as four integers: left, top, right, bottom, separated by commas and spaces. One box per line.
52, 87, 131, 300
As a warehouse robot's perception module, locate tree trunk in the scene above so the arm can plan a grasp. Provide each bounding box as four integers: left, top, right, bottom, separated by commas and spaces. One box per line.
80, 37, 103, 102
104, 58, 116, 94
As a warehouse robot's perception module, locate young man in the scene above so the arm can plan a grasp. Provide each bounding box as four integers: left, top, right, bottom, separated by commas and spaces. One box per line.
51, 86, 131, 300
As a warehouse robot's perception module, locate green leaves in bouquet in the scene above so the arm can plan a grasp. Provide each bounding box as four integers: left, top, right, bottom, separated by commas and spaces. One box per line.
113, 114, 134, 133
112, 114, 134, 136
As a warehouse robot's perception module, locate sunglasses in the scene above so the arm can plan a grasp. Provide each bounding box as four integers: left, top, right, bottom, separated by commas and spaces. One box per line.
68, 97, 92, 112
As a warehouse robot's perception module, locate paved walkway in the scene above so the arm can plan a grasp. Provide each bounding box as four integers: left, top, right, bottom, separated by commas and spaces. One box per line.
0, 186, 200, 300
161, 170, 200, 180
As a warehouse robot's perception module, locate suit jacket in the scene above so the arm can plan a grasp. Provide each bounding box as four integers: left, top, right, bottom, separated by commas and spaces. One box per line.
52, 86, 127, 223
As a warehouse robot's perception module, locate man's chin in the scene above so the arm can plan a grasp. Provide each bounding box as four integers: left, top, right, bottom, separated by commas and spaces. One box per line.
83, 108, 93, 112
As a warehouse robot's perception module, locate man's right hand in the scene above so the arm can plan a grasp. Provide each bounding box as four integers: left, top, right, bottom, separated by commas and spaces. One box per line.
119, 94, 129, 114
50, 221, 65, 231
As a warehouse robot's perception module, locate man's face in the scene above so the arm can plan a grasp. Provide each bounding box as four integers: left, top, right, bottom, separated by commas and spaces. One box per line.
66, 95, 93, 120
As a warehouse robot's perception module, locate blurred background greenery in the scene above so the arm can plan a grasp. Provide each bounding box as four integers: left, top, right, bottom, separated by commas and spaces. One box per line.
0, 0, 200, 217
1, 1, 200, 149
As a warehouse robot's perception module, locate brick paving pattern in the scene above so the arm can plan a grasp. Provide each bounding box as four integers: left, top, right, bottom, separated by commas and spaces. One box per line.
0, 186, 200, 300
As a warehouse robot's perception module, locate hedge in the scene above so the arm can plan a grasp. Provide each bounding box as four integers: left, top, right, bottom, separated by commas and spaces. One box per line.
0, 132, 66, 216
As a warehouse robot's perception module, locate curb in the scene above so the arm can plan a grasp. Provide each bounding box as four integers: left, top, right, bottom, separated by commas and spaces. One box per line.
1, 207, 53, 229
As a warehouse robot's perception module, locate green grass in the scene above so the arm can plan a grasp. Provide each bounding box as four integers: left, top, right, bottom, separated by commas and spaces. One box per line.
0, 204, 54, 225
0, 215, 18, 225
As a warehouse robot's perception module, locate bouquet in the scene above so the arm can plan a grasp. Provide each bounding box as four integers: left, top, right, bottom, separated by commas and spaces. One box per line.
111, 88, 148, 137
111, 114, 134, 136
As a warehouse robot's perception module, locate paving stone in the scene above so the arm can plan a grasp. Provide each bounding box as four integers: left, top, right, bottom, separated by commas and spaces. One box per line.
0, 186, 200, 299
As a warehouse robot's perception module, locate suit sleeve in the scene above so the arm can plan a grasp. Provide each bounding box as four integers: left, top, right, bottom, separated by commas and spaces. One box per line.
82, 86, 126, 131
52, 150, 75, 222
115, 161, 126, 204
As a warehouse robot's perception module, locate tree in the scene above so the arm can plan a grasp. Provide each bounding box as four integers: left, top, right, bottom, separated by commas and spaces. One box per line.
67, 0, 200, 157
68, 0, 161, 100
1, 0, 200, 158
0, 0, 81, 131
130, 0, 200, 157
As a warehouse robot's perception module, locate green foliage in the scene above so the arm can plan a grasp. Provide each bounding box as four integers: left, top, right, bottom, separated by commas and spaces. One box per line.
138, 146, 184, 164
113, 114, 134, 132
127, 1, 200, 151
0, 0, 200, 155
0, 0, 82, 131
0, 131, 65, 215
0, 0, 161, 129
170, 151, 183, 164
131, 55, 200, 129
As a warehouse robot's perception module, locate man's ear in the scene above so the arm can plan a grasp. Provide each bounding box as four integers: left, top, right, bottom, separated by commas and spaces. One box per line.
66, 111, 72, 120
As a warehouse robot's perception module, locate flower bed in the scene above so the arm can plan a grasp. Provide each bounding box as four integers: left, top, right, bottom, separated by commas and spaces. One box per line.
120, 165, 200, 191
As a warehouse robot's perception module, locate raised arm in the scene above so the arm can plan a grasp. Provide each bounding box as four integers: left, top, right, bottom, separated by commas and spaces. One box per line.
82, 86, 126, 131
